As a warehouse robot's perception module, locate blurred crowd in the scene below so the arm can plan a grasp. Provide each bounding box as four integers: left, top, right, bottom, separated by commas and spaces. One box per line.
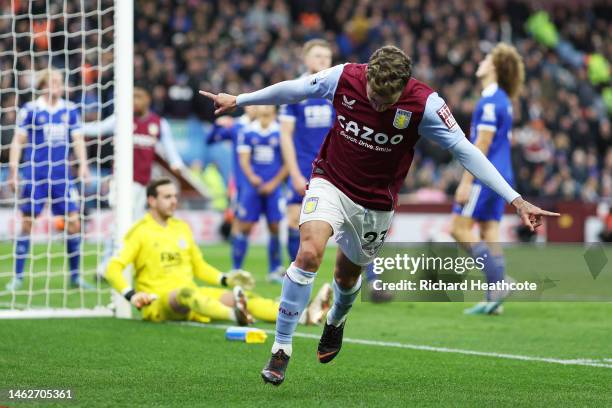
1, 0, 610, 203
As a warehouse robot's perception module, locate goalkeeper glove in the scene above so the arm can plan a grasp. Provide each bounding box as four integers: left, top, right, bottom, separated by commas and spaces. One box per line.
221, 270, 255, 290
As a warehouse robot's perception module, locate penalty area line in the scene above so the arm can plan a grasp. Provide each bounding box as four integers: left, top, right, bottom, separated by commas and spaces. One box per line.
176, 321, 612, 370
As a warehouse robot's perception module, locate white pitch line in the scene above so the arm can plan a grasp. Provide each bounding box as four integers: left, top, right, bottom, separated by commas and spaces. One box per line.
177, 322, 612, 370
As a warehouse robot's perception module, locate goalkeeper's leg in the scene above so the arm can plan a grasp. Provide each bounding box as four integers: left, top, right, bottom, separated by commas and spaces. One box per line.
175, 287, 251, 325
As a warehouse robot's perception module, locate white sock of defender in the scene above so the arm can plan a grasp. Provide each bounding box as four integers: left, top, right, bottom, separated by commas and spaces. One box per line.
272, 263, 316, 356
327, 275, 362, 327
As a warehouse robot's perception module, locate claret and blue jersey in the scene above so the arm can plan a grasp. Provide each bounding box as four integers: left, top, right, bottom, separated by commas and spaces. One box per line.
16, 97, 82, 216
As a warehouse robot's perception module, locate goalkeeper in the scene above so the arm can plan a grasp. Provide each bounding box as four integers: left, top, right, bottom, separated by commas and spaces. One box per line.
105, 178, 271, 325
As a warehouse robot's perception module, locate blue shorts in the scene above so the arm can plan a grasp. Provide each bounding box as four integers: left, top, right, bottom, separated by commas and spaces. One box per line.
236, 185, 284, 223
452, 183, 505, 222
286, 176, 304, 206
19, 179, 79, 217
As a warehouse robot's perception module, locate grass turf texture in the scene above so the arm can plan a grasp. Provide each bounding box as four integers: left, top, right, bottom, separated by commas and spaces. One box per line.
1, 243, 611, 407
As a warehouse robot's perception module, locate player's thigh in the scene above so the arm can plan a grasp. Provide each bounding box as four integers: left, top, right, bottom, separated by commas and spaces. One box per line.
264, 188, 283, 226
236, 186, 262, 223
451, 214, 475, 235
142, 290, 188, 322
132, 183, 147, 220
286, 204, 301, 229
19, 180, 47, 217
50, 180, 79, 216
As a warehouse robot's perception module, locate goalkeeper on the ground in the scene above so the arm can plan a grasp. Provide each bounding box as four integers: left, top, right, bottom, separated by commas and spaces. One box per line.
105, 177, 330, 325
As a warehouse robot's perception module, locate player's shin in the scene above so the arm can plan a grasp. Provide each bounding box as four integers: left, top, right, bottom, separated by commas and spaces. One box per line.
268, 233, 281, 274
66, 233, 81, 282
176, 287, 234, 321
470, 242, 505, 300
287, 228, 300, 261
327, 275, 362, 327
231, 232, 248, 270
272, 263, 316, 356
14, 235, 30, 280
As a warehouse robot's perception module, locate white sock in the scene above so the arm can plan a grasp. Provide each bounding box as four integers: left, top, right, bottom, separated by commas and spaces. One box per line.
271, 341, 292, 356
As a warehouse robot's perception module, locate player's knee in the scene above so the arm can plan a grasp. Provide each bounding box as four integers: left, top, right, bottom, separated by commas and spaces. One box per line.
450, 220, 467, 241
67, 218, 80, 234
295, 241, 323, 271
334, 273, 360, 290
21, 217, 33, 233
268, 223, 279, 235
177, 287, 195, 302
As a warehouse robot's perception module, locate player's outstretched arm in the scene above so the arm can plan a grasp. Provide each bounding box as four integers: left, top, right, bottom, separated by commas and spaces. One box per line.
199, 64, 344, 115
510, 196, 560, 232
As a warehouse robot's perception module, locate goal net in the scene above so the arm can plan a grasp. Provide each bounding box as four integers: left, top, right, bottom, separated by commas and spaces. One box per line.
0, 0, 132, 318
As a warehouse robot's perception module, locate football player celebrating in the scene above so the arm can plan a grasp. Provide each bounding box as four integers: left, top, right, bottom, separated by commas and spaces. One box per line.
451, 44, 525, 315
201, 45, 559, 386
7, 69, 92, 290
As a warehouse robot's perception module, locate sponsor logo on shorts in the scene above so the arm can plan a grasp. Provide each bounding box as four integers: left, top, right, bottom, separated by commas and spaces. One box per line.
303, 197, 319, 214
393, 109, 412, 129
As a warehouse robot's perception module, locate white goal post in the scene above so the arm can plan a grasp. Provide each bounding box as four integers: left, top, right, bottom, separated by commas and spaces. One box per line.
0, 0, 133, 319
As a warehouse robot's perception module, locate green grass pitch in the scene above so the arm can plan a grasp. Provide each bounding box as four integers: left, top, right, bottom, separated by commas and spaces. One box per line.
1, 243, 611, 407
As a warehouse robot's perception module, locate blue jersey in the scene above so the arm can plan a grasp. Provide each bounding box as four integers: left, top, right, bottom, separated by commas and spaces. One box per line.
279, 98, 334, 178
207, 115, 251, 187
470, 83, 514, 185
17, 97, 82, 180
238, 120, 283, 182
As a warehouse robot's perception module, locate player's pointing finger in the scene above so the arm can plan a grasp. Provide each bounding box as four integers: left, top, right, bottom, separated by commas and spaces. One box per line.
538, 209, 561, 217
199, 90, 215, 99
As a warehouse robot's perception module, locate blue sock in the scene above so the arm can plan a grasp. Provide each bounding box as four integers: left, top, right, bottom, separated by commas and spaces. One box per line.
272, 263, 316, 354
14, 235, 30, 280
67, 235, 81, 281
287, 228, 300, 262
231, 233, 248, 270
471, 242, 505, 299
268, 234, 281, 273
365, 263, 376, 282
327, 275, 362, 327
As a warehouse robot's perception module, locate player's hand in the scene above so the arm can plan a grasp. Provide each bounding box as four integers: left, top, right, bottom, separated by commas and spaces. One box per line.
258, 180, 278, 195
224, 270, 255, 290
199, 91, 237, 116
8, 169, 18, 192
130, 292, 156, 310
78, 165, 92, 186
291, 173, 308, 196
249, 174, 263, 187
454, 181, 472, 205
511, 197, 560, 232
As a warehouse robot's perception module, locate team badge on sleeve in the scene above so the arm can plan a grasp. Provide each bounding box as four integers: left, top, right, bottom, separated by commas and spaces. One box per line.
303, 197, 319, 214
393, 109, 412, 129
436, 104, 458, 130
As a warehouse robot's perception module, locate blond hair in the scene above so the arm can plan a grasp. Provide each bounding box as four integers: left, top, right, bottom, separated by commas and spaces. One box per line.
36, 68, 62, 90
491, 43, 525, 99
366, 45, 412, 98
302, 39, 331, 56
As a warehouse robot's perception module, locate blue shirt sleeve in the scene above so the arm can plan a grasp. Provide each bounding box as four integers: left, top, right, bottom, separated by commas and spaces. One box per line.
279, 103, 297, 122
418, 92, 466, 149
16, 104, 33, 133
236, 130, 252, 153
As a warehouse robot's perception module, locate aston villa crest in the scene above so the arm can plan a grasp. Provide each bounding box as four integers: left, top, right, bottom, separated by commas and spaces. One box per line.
393, 109, 412, 129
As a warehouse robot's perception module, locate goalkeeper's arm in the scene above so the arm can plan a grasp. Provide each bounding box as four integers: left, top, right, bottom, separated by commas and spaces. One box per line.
104, 229, 141, 300
189, 237, 254, 289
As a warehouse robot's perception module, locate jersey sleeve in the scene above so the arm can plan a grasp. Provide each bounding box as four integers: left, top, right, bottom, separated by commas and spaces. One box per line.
80, 114, 116, 136
279, 103, 297, 122
16, 105, 33, 134
104, 227, 142, 294
158, 118, 184, 167
474, 101, 499, 132
236, 130, 252, 153
236, 64, 345, 106
418, 92, 466, 149
187, 226, 223, 286
69, 107, 83, 136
